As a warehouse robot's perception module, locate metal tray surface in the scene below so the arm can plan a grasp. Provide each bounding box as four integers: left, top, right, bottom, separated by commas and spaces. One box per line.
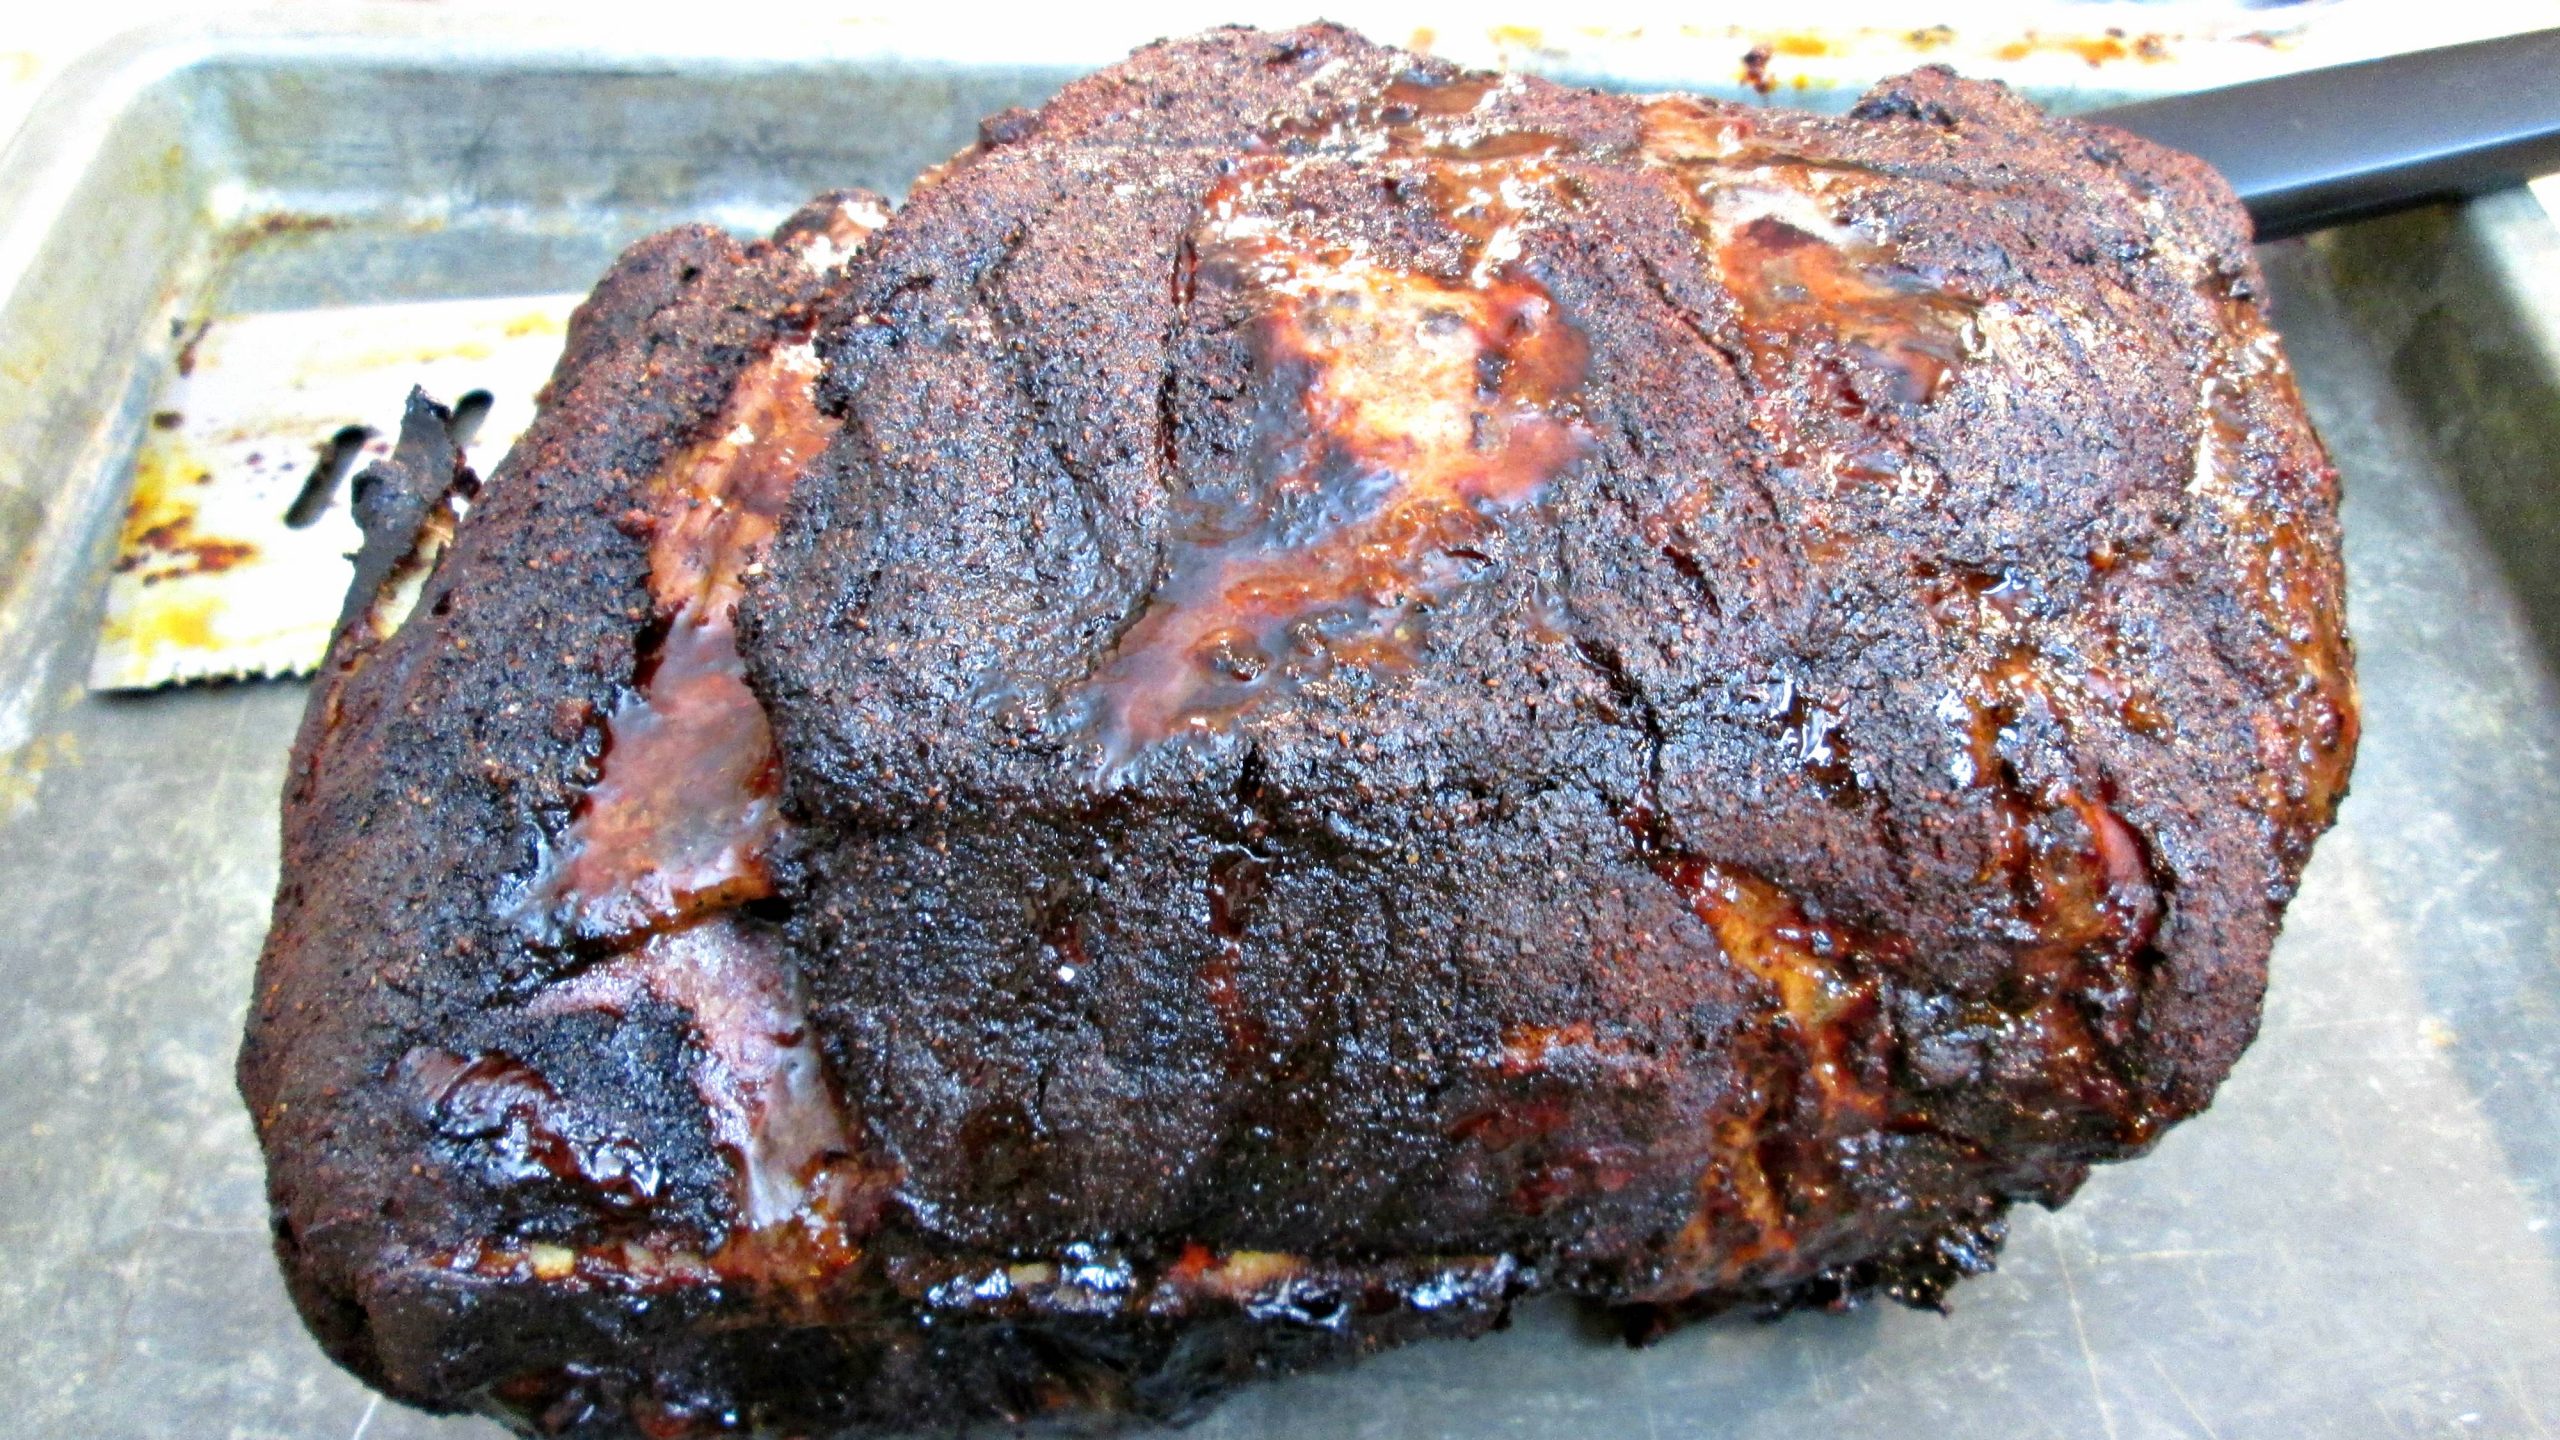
2, 14, 2557, 1439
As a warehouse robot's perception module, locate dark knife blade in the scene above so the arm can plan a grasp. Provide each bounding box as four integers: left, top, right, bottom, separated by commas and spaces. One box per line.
2087, 27, 2560, 240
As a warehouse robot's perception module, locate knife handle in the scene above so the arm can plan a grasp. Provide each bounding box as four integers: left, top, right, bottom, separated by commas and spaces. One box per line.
2087, 27, 2560, 240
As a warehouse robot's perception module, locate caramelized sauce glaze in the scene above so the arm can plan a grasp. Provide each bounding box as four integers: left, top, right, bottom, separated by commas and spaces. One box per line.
538, 617, 784, 941
1070, 72, 1592, 773
472, 220, 894, 1293
1628, 717, 2162, 1291
517, 332, 882, 1274
1769, 672, 1867, 804
2191, 286, 2359, 836
1640, 97, 1980, 496
1709, 211, 1979, 406
1919, 600, 2163, 1110
1672, 863, 1893, 1280
1617, 804, 1903, 1283
524, 343, 828, 943
453, 73, 2343, 1342
532, 919, 872, 1256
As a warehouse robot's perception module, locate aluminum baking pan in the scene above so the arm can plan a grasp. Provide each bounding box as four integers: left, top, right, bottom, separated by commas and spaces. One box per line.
0, 9, 2555, 1436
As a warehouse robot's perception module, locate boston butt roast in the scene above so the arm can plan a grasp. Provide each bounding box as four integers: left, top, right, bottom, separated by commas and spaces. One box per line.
238, 23, 2356, 1437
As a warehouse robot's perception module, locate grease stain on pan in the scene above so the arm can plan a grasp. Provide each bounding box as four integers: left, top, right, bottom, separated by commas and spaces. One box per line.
1991, 30, 2177, 67
0, 730, 79, 818
1474, 22, 2212, 104
90, 291, 582, 690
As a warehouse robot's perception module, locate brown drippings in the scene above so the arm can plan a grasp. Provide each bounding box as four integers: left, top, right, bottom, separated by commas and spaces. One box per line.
522, 343, 829, 944
171, 316, 210, 376
117, 530, 257, 583
111, 455, 261, 585
407, 1049, 663, 1214
1991, 29, 2174, 67
1740, 46, 1779, 97
1070, 86, 1592, 773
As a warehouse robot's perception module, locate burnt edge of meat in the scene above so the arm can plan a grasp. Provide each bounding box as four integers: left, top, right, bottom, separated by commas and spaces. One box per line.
243, 190, 879, 1412
330, 387, 477, 638
241, 21, 2355, 1440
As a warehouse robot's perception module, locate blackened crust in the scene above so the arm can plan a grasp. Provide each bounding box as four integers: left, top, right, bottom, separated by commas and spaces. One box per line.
243, 24, 2354, 1438
242, 196, 881, 1407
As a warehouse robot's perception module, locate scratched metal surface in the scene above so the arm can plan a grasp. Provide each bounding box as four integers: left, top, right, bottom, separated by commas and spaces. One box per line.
1, 15, 2558, 1440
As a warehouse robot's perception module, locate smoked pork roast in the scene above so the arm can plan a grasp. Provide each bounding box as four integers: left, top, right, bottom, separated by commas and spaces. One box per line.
239, 24, 2355, 1437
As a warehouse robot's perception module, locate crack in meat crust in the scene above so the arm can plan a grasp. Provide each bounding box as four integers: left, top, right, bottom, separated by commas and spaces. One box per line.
240, 24, 2354, 1438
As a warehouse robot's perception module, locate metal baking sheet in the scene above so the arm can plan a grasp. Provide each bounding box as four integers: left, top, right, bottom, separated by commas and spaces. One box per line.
2, 10, 2557, 1438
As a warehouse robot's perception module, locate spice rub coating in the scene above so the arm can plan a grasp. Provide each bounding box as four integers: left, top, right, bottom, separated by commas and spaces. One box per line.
242, 23, 2353, 1438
